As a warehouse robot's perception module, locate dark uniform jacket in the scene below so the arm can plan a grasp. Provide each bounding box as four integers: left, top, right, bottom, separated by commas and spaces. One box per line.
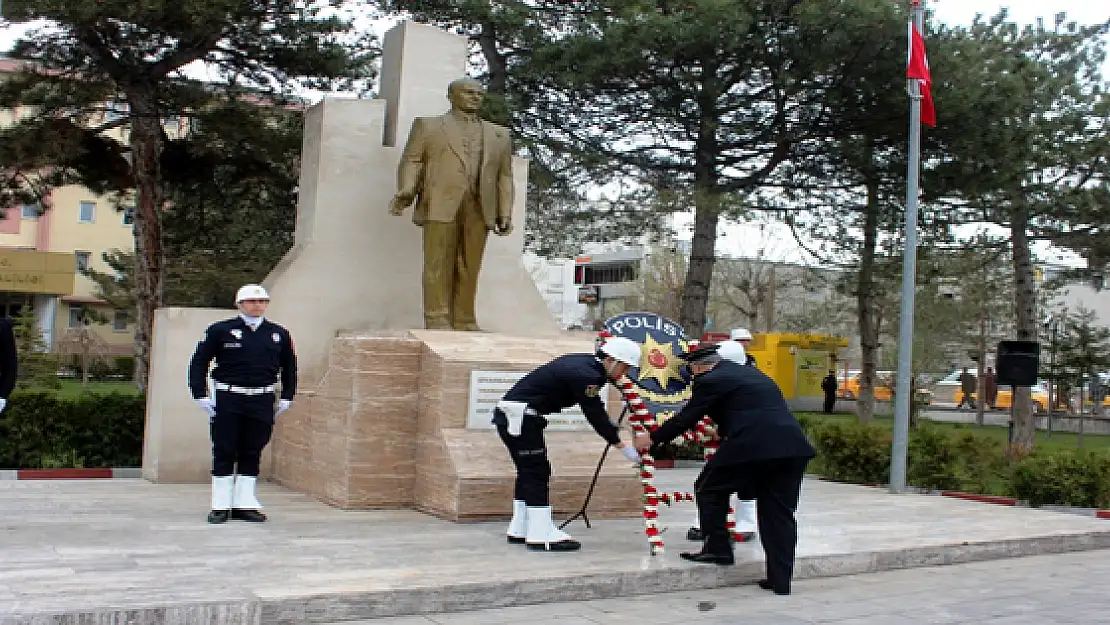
0, 318, 17, 399
500, 354, 621, 445
651, 360, 814, 465
188, 316, 297, 404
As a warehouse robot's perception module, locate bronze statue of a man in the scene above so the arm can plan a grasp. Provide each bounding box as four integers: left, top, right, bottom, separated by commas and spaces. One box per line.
389, 77, 514, 331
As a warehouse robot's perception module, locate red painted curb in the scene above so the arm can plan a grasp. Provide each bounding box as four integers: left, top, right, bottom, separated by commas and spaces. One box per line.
940, 491, 1017, 506
16, 468, 114, 480
1097, 510, 1110, 520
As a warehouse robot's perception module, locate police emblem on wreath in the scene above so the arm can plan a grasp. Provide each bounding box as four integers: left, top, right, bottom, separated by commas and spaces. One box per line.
601, 312, 695, 422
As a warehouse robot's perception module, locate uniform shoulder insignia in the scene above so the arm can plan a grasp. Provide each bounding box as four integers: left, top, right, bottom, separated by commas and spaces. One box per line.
584, 384, 600, 398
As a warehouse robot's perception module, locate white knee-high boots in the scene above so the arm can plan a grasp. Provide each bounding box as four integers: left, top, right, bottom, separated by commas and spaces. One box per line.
211, 476, 234, 510
507, 499, 527, 543
734, 499, 758, 535
233, 475, 263, 510
524, 506, 580, 551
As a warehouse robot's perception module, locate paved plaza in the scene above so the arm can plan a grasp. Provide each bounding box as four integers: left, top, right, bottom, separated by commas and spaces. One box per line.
340, 549, 1110, 624
2, 469, 1110, 624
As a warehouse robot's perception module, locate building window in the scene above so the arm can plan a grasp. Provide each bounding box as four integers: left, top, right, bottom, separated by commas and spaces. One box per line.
75, 251, 91, 272
113, 310, 128, 331
122, 207, 135, 225
68, 305, 86, 328
20, 203, 39, 219
78, 201, 95, 223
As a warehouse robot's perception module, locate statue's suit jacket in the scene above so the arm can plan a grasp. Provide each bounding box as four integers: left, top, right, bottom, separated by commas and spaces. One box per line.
395, 113, 514, 229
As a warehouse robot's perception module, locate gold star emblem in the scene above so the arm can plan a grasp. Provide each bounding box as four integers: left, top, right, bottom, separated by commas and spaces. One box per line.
636, 334, 687, 390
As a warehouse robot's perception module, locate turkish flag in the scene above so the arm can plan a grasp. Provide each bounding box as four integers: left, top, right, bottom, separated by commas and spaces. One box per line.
906, 23, 936, 127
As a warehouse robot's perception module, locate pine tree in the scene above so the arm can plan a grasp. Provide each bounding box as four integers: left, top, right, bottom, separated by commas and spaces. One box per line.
0, 1, 376, 390
9, 307, 60, 390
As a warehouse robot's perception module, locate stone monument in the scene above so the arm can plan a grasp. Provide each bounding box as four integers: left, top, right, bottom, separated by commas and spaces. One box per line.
141, 21, 641, 522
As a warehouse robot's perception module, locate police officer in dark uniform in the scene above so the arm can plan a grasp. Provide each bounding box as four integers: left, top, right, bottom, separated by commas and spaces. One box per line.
188, 284, 297, 524
688, 339, 757, 542
495, 336, 642, 552
634, 343, 815, 595
0, 316, 17, 415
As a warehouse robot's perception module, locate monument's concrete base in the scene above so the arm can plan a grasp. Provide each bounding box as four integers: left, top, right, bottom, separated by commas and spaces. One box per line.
269, 330, 641, 521
5, 470, 1110, 624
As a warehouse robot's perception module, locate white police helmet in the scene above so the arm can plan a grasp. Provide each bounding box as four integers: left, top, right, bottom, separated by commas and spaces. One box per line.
715, 340, 747, 364
599, 336, 641, 366
730, 328, 753, 341
235, 284, 270, 303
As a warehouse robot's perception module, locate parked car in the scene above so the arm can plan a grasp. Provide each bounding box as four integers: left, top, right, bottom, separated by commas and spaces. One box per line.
955, 381, 1049, 413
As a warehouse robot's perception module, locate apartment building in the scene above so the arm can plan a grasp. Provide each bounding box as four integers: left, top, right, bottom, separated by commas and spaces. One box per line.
1, 57, 137, 354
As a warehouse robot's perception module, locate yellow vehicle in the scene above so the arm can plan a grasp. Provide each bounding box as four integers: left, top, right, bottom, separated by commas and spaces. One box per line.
838, 371, 893, 401
955, 382, 1049, 413
837, 371, 931, 404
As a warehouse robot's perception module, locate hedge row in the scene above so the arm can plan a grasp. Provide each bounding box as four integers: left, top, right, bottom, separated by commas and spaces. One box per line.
797, 416, 1110, 510
59, 355, 136, 381
0, 391, 146, 469
3, 391, 1108, 510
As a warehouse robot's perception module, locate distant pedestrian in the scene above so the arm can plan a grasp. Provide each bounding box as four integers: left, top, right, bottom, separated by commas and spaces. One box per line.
957, 367, 977, 409
821, 371, 838, 414
983, 367, 998, 408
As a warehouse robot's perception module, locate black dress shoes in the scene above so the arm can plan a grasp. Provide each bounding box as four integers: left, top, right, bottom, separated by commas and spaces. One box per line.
679, 551, 734, 565
687, 527, 706, 541
231, 509, 267, 522
757, 579, 791, 595
207, 509, 230, 524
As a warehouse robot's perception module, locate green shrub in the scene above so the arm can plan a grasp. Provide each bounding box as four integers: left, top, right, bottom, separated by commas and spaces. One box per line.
907, 425, 1009, 493
0, 391, 145, 468
798, 414, 1110, 508
113, 356, 136, 380
1010, 451, 1110, 509
809, 420, 891, 484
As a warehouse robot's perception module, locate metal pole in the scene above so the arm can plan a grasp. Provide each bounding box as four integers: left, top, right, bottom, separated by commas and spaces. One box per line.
891, 0, 926, 494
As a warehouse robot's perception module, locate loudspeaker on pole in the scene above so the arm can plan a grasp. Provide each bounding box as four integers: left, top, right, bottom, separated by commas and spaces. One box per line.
995, 340, 1040, 387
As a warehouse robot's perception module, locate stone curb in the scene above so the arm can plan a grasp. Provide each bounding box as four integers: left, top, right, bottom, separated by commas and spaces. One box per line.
0, 467, 142, 480
7, 529, 1110, 625
813, 477, 1110, 520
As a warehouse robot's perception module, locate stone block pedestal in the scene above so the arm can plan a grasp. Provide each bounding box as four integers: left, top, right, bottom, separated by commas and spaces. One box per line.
270, 330, 642, 521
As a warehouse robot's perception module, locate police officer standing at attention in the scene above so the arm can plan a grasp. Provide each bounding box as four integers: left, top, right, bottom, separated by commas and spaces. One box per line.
189, 284, 297, 524
634, 341, 815, 595
495, 336, 643, 552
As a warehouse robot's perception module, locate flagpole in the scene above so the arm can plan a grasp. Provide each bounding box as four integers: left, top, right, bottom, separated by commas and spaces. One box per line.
890, 0, 926, 494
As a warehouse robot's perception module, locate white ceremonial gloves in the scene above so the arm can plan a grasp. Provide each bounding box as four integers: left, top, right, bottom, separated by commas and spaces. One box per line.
195, 397, 216, 419
276, 399, 292, 417
0, 398, 7, 414
619, 444, 641, 464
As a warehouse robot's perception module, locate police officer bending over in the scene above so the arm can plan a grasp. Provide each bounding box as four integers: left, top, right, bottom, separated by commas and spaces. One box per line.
634, 342, 815, 595
189, 284, 297, 524
495, 336, 642, 552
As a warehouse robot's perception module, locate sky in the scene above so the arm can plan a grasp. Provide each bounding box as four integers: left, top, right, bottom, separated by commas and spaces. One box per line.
1, 1, 1107, 266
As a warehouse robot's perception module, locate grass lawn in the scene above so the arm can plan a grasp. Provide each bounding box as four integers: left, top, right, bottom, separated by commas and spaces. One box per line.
37, 380, 142, 399
798, 411, 1110, 452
